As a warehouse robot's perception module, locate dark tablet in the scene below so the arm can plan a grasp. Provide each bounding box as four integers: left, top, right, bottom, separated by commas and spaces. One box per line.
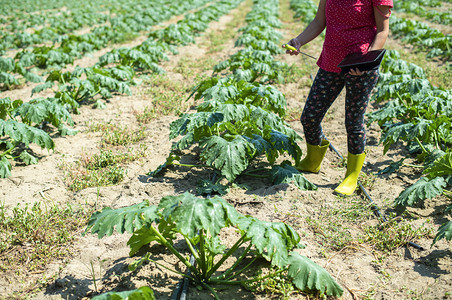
338, 49, 386, 73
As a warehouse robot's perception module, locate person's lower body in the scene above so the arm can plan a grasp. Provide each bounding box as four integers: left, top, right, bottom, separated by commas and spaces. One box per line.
297, 68, 379, 195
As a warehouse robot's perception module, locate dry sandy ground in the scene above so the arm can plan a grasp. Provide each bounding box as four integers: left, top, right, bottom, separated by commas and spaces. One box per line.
0, 1, 451, 299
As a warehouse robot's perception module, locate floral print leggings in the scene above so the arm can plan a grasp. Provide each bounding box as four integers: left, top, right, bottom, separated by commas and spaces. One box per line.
300, 68, 379, 154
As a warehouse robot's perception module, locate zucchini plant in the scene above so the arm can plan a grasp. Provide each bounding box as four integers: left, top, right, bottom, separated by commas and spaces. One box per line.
367, 50, 452, 244
151, 76, 312, 187
85, 192, 343, 299
0, 97, 57, 178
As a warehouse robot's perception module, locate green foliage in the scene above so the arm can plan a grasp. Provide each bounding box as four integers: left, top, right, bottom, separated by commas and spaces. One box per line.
92, 287, 155, 300
395, 1, 452, 25
200, 135, 254, 182
85, 192, 343, 298
390, 16, 451, 59
154, 76, 304, 183
196, 178, 229, 196
0, 202, 89, 273
368, 49, 452, 245
394, 177, 447, 207
433, 221, 452, 245
363, 214, 433, 253
85, 201, 157, 238
425, 151, 452, 179
270, 162, 317, 191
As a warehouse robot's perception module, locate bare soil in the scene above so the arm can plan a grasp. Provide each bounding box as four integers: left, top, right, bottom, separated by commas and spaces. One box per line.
0, 1, 451, 299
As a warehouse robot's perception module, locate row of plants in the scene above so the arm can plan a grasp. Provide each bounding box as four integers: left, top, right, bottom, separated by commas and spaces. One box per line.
289, 0, 318, 23
1, 0, 245, 179
0, 0, 93, 15
367, 49, 452, 244
390, 16, 451, 59
394, 0, 445, 8
0, 0, 213, 89
149, 0, 321, 194
394, 0, 452, 25
86, 0, 343, 298
0, 8, 109, 53
0, 0, 119, 32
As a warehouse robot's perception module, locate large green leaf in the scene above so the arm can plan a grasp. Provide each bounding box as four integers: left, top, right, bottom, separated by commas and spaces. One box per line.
395, 177, 447, 207
0, 157, 12, 178
84, 201, 158, 238
237, 216, 301, 267
213, 103, 249, 122
91, 286, 155, 300
0, 119, 54, 149
432, 221, 452, 245
169, 112, 223, 140
243, 134, 272, 157
425, 151, 452, 180
127, 227, 161, 256
288, 252, 343, 297
200, 135, 255, 182
19, 151, 38, 165
268, 130, 302, 162
157, 192, 240, 238
271, 163, 317, 191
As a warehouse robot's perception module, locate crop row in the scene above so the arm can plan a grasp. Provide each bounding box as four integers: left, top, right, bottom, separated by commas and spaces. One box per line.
0, 9, 109, 53
0, 0, 213, 88
367, 50, 452, 244
1, 0, 215, 53
151, 0, 322, 191
87, 1, 343, 299
395, 0, 452, 25
0, 0, 245, 179
289, 0, 317, 22
390, 16, 451, 59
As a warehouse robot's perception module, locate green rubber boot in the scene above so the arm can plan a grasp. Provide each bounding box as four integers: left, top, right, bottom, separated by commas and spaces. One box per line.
296, 140, 330, 173
334, 152, 366, 196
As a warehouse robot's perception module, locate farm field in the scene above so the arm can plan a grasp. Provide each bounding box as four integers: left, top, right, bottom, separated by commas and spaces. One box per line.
0, 0, 451, 299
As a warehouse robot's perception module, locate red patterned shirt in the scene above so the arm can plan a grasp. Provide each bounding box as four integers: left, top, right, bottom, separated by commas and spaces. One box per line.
317, 0, 393, 73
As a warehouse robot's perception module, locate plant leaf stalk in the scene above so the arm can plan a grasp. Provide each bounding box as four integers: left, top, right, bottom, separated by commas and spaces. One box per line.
206, 234, 247, 279
149, 225, 199, 279
211, 243, 252, 281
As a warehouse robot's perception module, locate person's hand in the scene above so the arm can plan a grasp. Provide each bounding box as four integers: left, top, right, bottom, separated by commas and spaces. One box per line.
349, 68, 366, 76
283, 38, 301, 56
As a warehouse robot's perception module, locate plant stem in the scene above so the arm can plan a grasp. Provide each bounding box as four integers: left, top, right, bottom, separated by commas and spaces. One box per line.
443, 190, 452, 199
201, 282, 220, 300
414, 137, 428, 154
223, 257, 258, 281
213, 268, 287, 285
173, 162, 210, 168
149, 226, 199, 277
0, 144, 17, 158
212, 243, 252, 281
184, 236, 202, 267
433, 129, 440, 150
402, 163, 424, 168
206, 235, 247, 279
198, 230, 208, 279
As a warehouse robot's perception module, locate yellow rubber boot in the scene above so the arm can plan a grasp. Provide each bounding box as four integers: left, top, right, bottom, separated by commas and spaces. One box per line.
296, 140, 330, 173
334, 152, 366, 196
